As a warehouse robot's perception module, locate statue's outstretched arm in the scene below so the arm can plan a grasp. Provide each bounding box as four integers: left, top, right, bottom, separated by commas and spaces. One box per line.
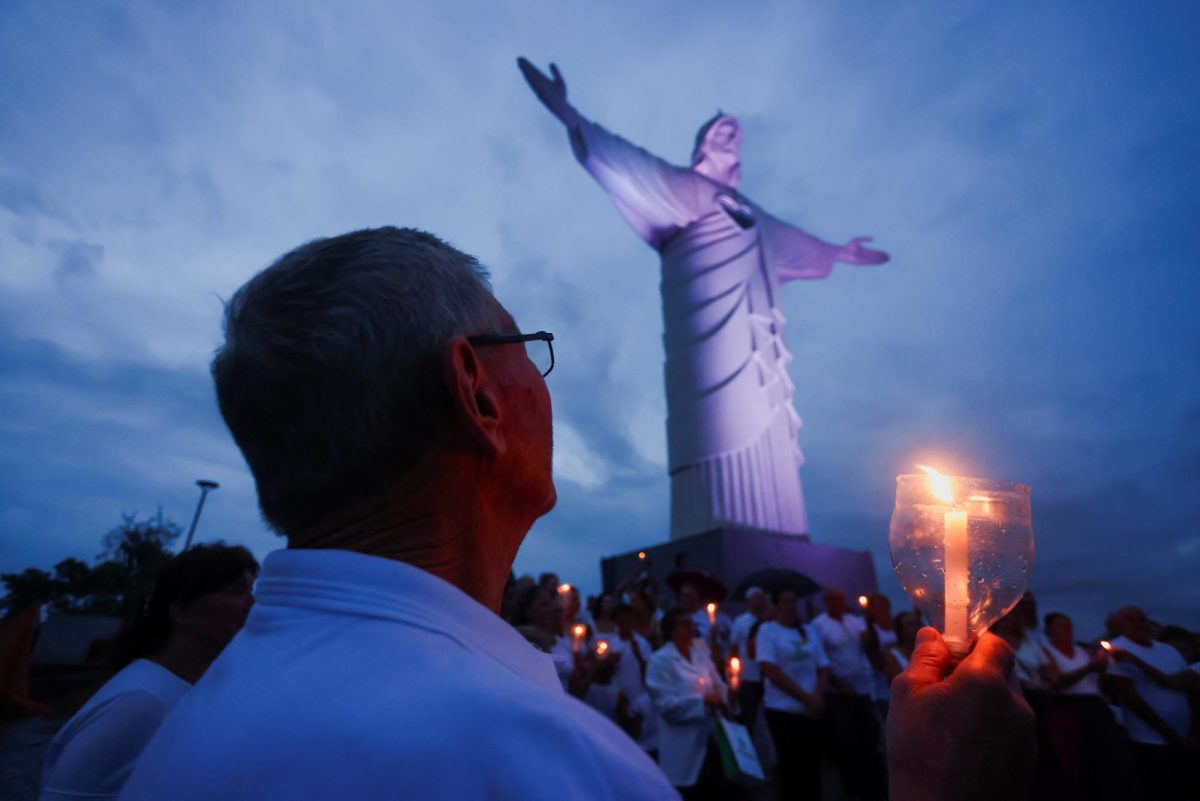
518, 57, 701, 249
763, 211, 890, 282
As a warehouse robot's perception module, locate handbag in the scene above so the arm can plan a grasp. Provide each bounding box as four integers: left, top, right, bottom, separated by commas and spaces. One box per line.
712, 714, 765, 785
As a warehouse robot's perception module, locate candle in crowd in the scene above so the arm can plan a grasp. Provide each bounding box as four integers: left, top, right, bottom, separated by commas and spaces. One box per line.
1100, 640, 1112, 651
858, 595, 869, 610
729, 657, 741, 693
557, 583, 571, 596
706, 602, 717, 625
638, 551, 646, 560
572, 623, 586, 655
596, 640, 609, 657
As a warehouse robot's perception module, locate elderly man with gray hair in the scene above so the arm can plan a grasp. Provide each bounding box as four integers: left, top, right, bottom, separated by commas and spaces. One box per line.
118, 227, 679, 800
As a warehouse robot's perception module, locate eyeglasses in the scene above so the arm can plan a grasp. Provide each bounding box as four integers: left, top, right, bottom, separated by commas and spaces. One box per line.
467, 330, 555, 377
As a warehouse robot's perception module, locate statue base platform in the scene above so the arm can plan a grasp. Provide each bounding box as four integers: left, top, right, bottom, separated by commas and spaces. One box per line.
600, 527, 878, 615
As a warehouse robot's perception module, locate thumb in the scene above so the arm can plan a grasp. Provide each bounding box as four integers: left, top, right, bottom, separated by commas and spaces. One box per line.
903, 627, 952, 688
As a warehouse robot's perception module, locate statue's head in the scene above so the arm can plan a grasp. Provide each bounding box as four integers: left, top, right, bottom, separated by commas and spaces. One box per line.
691, 112, 742, 186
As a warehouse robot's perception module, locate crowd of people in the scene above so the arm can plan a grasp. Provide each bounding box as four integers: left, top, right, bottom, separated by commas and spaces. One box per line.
499, 573, 1200, 800
24, 226, 1197, 800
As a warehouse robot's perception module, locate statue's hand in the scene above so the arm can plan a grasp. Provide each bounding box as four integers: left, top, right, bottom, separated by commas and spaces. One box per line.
517, 57, 578, 127
839, 236, 889, 265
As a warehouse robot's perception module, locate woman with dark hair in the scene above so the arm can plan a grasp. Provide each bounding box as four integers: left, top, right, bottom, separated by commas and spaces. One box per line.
756, 588, 831, 799
40, 544, 258, 801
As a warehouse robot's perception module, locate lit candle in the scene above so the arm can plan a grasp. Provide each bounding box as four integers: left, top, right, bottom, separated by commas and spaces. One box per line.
858, 595, 869, 610
1100, 640, 1112, 651
557, 583, 571, 596
706, 602, 717, 625
918, 466, 970, 653
572, 623, 586, 655
596, 639, 609, 657
638, 551, 646, 560
729, 657, 741, 693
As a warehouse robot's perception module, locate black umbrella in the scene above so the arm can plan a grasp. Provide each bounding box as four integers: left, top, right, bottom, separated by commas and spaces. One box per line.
732, 568, 820, 601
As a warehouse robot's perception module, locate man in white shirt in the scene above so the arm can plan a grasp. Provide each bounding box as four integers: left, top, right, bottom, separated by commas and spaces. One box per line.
729, 586, 770, 727
118, 227, 678, 800
1107, 606, 1191, 800
811, 587, 885, 801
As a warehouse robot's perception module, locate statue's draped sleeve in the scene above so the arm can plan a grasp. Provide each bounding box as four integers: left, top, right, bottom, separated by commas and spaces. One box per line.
568, 117, 705, 250
757, 209, 842, 282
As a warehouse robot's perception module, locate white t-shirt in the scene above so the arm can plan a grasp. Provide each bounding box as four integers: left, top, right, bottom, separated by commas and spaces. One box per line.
755, 622, 830, 715
811, 613, 874, 697
607, 633, 652, 702
1014, 636, 1051, 690
1045, 644, 1102, 697
118, 550, 678, 801
41, 659, 190, 801
729, 612, 763, 683
1107, 635, 1191, 746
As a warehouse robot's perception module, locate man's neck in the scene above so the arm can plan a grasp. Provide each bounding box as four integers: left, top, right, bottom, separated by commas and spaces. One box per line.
291, 463, 525, 614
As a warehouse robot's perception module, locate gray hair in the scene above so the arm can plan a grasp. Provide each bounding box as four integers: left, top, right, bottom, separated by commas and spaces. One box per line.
212, 226, 497, 537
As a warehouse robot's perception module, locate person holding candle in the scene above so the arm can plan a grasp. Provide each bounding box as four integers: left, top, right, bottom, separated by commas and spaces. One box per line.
1106, 606, 1193, 801
756, 588, 831, 800
729, 586, 771, 729
1037, 612, 1137, 801
887, 628, 1037, 801
646, 608, 732, 800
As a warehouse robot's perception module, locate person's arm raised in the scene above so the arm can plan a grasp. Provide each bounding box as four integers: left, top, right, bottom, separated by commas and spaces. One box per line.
887, 628, 1036, 801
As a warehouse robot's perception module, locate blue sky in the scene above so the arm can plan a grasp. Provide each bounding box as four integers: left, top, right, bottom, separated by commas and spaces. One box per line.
2, 1, 1197, 635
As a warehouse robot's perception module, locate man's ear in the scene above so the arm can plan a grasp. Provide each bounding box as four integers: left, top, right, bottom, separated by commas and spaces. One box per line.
443, 336, 505, 456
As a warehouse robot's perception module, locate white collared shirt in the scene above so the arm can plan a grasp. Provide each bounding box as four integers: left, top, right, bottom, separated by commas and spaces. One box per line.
118, 549, 678, 800
645, 641, 727, 787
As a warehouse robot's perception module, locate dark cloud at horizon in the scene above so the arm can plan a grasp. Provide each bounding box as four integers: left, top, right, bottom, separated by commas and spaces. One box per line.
1, 1, 1198, 637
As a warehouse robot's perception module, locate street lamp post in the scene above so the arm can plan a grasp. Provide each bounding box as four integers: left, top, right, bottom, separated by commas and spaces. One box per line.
183, 479, 219, 550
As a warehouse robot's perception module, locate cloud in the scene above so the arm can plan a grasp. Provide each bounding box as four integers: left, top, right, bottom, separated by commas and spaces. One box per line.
1, 1, 1198, 634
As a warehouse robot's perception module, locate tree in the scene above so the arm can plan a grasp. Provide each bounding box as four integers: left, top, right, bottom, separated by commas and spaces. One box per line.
0, 568, 55, 615
2, 509, 183, 617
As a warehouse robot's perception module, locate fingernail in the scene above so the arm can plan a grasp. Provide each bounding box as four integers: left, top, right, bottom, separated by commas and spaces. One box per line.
915, 627, 938, 645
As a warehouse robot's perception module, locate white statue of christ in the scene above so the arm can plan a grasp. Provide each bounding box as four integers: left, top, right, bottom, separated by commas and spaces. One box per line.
519, 58, 889, 539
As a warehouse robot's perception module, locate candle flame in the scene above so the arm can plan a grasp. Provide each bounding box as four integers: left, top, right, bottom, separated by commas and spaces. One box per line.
916, 464, 954, 504
1100, 640, 1112, 651
573, 624, 586, 637
638, 551, 646, 560
558, 583, 571, 594
706, 602, 716, 613
858, 595, 869, 608
596, 640, 609, 655
729, 657, 740, 673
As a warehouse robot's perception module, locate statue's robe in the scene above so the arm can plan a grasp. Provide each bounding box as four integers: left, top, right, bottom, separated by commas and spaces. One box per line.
569, 118, 843, 538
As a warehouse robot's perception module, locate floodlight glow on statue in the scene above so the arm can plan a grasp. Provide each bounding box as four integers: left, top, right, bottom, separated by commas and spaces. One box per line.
519, 58, 889, 540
